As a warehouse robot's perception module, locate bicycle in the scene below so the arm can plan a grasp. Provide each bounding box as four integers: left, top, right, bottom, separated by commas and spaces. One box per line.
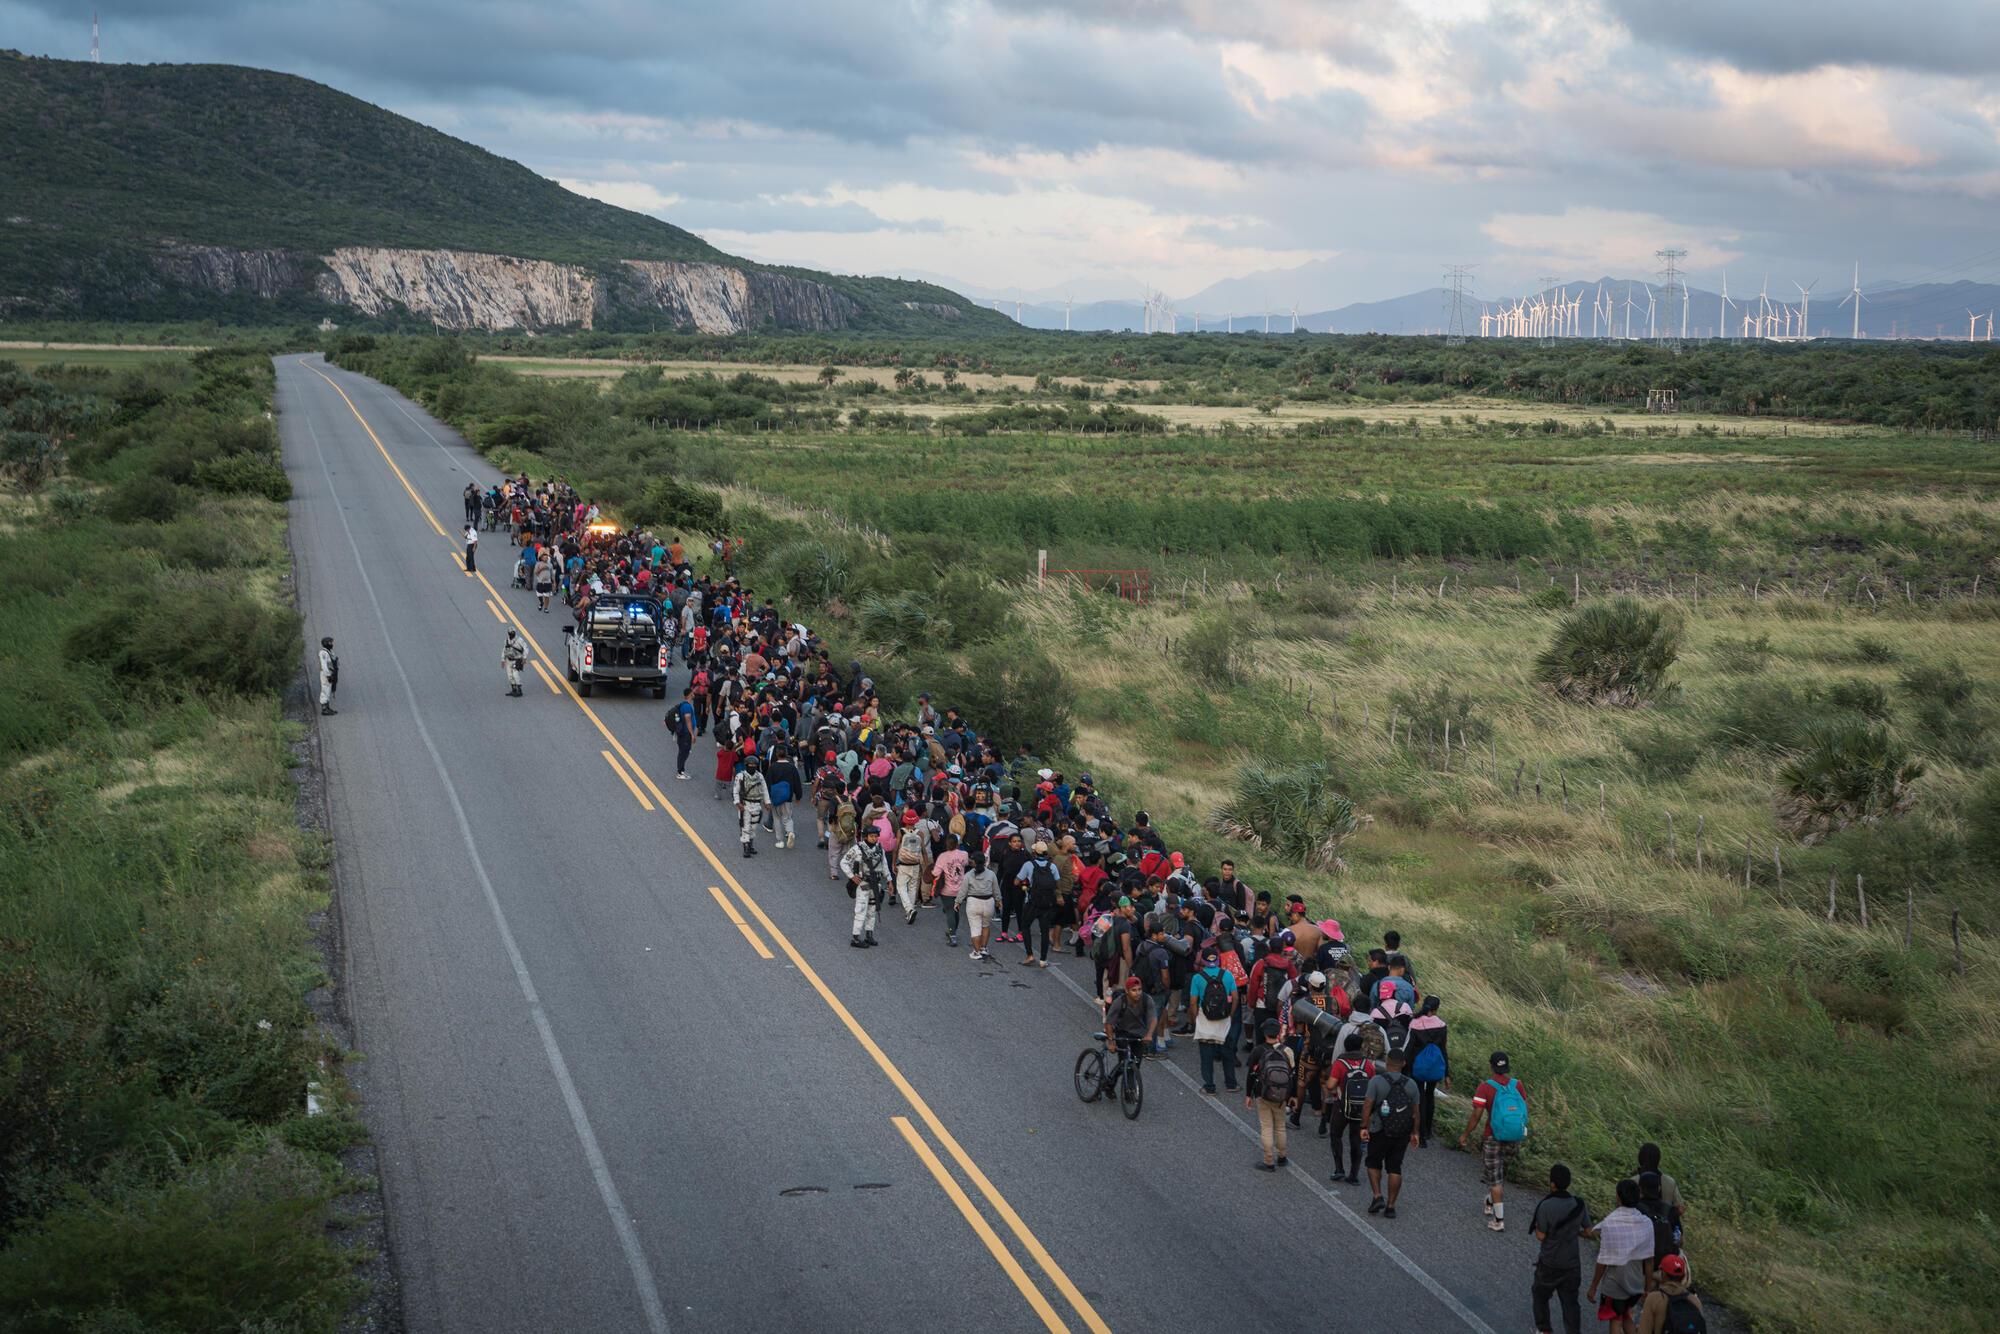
1073, 1040, 1145, 1119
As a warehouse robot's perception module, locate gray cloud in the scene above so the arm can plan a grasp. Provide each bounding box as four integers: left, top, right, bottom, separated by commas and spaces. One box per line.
1607, 0, 2000, 76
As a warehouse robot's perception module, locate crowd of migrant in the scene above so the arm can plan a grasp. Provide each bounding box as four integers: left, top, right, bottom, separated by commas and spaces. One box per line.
467, 471, 1709, 1334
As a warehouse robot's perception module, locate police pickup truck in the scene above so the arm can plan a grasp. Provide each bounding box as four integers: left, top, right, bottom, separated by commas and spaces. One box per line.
563, 595, 670, 698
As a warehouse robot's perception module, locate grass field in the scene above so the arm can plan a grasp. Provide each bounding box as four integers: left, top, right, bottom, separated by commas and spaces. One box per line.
335, 333, 2000, 1333
0, 343, 200, 368
482, 353, 1161, 393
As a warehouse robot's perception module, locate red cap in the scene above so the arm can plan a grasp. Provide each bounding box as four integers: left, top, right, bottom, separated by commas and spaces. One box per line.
1657, 1254, 1687, 1281
1169, 851, 1185, 868
1124, 976, 1143, 991
825, 750, 837, 762
901, 808, 919, 825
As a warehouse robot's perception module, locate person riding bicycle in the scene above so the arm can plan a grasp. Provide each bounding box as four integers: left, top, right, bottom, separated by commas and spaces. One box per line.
1102, 976, 1155, 1074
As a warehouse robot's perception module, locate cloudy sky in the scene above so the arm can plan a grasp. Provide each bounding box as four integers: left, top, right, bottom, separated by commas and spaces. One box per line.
9, 0, 2000, 309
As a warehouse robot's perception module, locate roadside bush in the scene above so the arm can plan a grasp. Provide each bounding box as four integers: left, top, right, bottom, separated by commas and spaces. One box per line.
1209, 759, 1360, 871
1290, 582, 1356, 618
854, 591, 949, 653
477, 412, 553, 453
1899, 658, 1992, 768
1824, 679, 1893, 721
1709, 681, 1817, 753
1527, 584, 1574, 611
928, 567, 1013, 645
48, 486, 94, 523
634, 476, 723, 534
762, 538, 851, 606
191, 454, 290, 502
1712, 633, 1775, 674
64, 582, 302, 697
1177, 612, 1242, 688
926, 638, 1075, 756
1388, 681, 1491, 744
103, 477, 184, 523
0, 1141, 351, 1334
1851, 634, 1899, 664
1533, 598, 1681, 706
1623, 726, 1705, 780
1777, 722, 1923, 844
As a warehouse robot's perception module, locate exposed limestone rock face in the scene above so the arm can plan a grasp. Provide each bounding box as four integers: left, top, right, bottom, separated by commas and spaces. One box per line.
900, 301, 964, 319
613, 261, 859, 332
155, 244, 312, 296
315, 248, 599, 330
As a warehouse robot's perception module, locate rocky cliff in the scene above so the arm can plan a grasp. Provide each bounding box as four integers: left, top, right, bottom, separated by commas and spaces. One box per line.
135, 244, 879, 333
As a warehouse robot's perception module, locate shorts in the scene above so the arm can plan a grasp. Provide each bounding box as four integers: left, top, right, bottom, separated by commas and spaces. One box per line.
1480, 1137, 1520, 1185
1365, 1132, 1409, 1174
1603, 1294, 1641, 1318
964, 896, 996, 935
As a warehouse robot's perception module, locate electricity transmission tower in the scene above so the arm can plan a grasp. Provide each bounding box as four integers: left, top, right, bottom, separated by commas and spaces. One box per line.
1655, 248, 1688, 350
1443, 265, 1475, 345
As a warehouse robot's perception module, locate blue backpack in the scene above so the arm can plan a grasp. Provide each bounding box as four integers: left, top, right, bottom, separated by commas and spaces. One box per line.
1411, 1040, 1446, 1082
1488, 1078, 1528, 1142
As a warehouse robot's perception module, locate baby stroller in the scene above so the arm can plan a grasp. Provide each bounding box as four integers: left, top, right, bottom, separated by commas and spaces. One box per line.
510, 554, 529, 590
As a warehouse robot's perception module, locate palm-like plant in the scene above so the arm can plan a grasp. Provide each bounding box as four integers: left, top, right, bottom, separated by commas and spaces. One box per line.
1777, 722, 1924, 844
854, 591, 950, 653
1209, 760, 1360, 872
1534, 597, 1682, 706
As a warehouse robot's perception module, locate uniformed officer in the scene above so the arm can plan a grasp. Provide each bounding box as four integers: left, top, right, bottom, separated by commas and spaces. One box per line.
501, 629, 527, 697
318, 636, 339, 716
733, 754, 770, 857
840, 828, 893, 948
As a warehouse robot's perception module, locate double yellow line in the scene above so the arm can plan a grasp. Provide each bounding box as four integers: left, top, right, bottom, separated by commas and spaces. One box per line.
305, 361, 1108, 1333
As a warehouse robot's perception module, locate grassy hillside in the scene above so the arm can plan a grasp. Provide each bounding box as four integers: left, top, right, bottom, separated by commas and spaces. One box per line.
0, 51, 1000, 331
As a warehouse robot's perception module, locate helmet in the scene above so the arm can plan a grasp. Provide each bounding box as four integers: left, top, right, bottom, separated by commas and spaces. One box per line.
320, 636, 334, 648
741, 755, 761, 770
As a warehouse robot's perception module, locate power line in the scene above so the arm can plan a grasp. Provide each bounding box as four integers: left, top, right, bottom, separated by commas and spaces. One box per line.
1443, 265, 1475, 345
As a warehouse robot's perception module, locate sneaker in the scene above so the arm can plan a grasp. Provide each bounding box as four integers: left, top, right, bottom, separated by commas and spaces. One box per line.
1484, 1200, 1493, 1217
1275, 1156, 1288, 1167
906, 908, 918, 925
1346, 1171, 1360, 1184
677, 772, 689, 780
947, 934, 959, 947
1224, 1082, 1240, 1092
1384, 1206, 1397, 1219
1255, 1162, 1277, 1173
1367, 1197, 1385, 1214
1201, 1085, 1216, 1095
1036, 960, 1049, 969
1487, 1219, 1505, 1232
969, 949, 983, 960
1173, 1024, 1196, 1036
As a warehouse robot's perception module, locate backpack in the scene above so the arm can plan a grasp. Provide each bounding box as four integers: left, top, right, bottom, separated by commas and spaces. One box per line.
1661, 1293, 1706, 1334
1339, 1063, 1371, 1121
1134, 943, 1167, 992
768, 779, 792, 806
1636, 1196, 1680, 1260
1488, 1077, 1528, 1142
1411, 1039, 1446, 1082
1359, 1021, 1388, 1063
1259, 1047, 1295, 1103
1198, 969, 1233, 1021
1261, 961, 1294, 1013
1375, 1072, 1416, 1141
1029, 860, 1061, 899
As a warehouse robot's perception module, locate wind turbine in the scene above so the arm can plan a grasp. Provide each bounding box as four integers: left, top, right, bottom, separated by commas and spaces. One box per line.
1623, 285, 1636, 339
1263, 306, 1272, 335
1289, 302, 1300, 334
1796, 281, 1816, 339
1719, 275, 1734, 341
1645, 285, 1657, 340
1837, 264, 1862, 340
1064, 291, 1073, 332
1971, 309, 1983, 342
1757, 275, 1771, 339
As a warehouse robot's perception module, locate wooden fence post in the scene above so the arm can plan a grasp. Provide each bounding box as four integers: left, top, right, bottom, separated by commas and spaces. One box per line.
1442, 719, 1452, 771
1599, 781, 1605, 816
1513, 761, 1525, 797
1490, 737, 1499, 784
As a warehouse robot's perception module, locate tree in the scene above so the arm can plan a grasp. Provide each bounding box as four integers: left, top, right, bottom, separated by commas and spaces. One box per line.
893, 368, 913, 390
817, 365, 843, 389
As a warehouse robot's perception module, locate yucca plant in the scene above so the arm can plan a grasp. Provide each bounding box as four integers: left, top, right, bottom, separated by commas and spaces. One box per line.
1209, 760, 1360, 872
1533, 597, 1682, 706
854, 591, 950, 653
1776, 722, 1924, 844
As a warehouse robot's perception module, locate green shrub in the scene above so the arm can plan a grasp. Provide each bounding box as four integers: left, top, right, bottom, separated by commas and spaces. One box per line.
761, 538, 851, 606
1387, 681, 1491, 744
1968, 771, 2000, 872
1777, 722, 1924, 844
1209, 759, 1360, 871
1824, 679, 1893, 721
1898, 658, 1992, 768
1851, 635, 1899, 664
1177, 612, 1242, 688
191, 453, 290, 502
854, 591, 949, 653
1290, 582, 1355, 618
1623, 726, 1705, 780
63, 582, 303, 696
1533, 598, 1681, 705
1710, 681, 1817, 752
48, 486, 94, 523
0, 1141, 352, 1334
1527, 584, 1574, 611
1712, 633, 1774, 674
634, 476, 723, 534
925, 639, 1075, 756
103, 477, 184, 523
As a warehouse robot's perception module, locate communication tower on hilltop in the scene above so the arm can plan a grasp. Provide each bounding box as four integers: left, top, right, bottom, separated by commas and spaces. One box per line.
1443, 265, 1475, 345
92, 10, 100, 61
1655, 248, 1688, 349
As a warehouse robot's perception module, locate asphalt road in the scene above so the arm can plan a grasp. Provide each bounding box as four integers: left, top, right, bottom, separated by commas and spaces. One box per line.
279, 353, 1538, 1334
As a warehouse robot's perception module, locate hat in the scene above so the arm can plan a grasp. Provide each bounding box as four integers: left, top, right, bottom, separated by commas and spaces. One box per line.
1658, 1255, 1687, 1281
1490, 1051, 1511, 1074
1320, 918, 1345, 943
1307, 971, 1326, 988
1032, 840, 1049, 854
825, 750, 838, 762
922, 725, 935, 735
1117, 896, 1132, 908
1169, 851, 1185, 869
1278, 928, 1295, 947
1124, 976, 1143, 991
901, 808, 919, 826
1077, 773, 1093, 785
918, 692, 930, 700
1037, 768, 1054, 780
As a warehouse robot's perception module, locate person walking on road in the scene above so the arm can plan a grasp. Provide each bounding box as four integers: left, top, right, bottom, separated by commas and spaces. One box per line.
841, 828, 892, 948
1406, 995, 1450, 1147
501, 630, 526, 697
1461, 1051, 1529, 1232
1189, 947, 1239, 1094
462, 482, 480, 526
1636, 1253, 1702, 1334
1530, 1162, 1595, 1334
960, 849, 999, 959
1016, 840, 1063, 966
1360, 1045, 1420, 1217
1588, 1179, 1657, 1334
317, 636, 339, 716
667, 688, 697, 779
931, 834, 969, 948
462, 522, 479, 573
1247, 1018, 1295, 1171
1325, 1033, 1374, 1184
893, 807, 930, 924
733, 754, 770, 858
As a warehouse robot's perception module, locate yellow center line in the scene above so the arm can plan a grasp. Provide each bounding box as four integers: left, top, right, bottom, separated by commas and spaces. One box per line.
706, 886, 775, 960
307, 364, 449, 538
892, 1117, 1068, 1334
601, 750, 656, 811
530, 659, 561, 695
484, 597, 507, 623
309, 361, 1111, 1334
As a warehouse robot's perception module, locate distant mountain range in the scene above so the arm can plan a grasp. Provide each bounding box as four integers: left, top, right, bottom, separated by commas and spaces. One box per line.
0, 51, 1004, 333
976, 278, 2000, 340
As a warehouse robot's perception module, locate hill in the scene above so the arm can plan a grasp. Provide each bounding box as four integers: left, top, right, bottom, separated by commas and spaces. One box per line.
0, 52, 1002, 334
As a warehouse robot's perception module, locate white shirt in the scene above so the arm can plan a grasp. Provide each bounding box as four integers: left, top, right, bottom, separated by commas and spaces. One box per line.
463, 525, 478, 546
